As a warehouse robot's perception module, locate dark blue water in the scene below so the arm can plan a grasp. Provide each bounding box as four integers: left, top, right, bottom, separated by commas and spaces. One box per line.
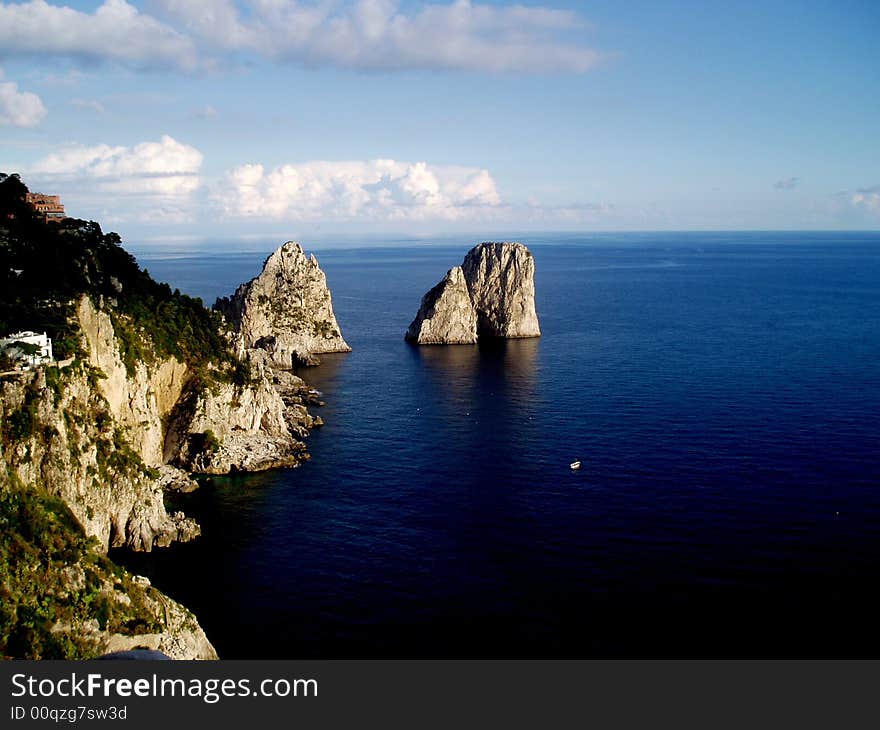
119, 232, 880, 657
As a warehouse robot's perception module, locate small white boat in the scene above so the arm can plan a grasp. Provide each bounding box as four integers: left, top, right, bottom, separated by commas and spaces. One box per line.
570, 461, 581, 470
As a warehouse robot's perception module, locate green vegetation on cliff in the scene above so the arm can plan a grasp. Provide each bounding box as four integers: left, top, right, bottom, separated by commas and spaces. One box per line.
0, 477, 164, 659
0, 173, 239, 377
0, 174, 225, 658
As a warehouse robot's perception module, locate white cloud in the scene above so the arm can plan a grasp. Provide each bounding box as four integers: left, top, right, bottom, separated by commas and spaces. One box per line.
0, 69, 47, 127
217, 158, 502, 221
31, 134, 203, 196
230, 0, 599, 73
0, 0, 200, 70
0, 0, 599, 73
13, 142, 614, 229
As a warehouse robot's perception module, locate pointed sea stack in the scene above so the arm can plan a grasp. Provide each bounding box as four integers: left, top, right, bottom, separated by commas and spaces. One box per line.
405, 242, 541, 344
405, 266, 478, 344
216, 241, 351, 367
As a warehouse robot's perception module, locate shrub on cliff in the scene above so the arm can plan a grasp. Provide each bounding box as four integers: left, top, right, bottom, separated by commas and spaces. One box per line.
0, 477, 162, 658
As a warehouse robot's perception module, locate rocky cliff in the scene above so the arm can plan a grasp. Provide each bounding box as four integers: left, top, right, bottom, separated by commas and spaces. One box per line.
0, 477, 217, 659
0, 178, 340, 657
164, 357, 319, 475
405, 266, 478, 344
75, 291, 322, 509
0, 361, 199, 554
216, 242, 350, 367
1, 289, 319, 657
77, 297, 188, 467
406, 242, 541, 344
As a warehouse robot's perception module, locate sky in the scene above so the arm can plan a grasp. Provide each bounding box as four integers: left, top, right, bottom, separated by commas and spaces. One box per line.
0, 0, 878, 244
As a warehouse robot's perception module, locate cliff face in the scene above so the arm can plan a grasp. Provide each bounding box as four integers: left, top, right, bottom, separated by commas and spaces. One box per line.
77, 297, 188, 466
43, 568, 217, 660
0, 480, 217, 659
79, 290, 318, 479
0, 292, 321, 658
2, 293, 323, 550
462, 243, 541, 339
406, 242, 541, 344
0, 190, 346, 657
165, 362, 316, 474
405, 266, 478, 344
98, 574, 217, 660
0, 365, 199, 553
0, 180, 290, 658
216, 242, 350, 367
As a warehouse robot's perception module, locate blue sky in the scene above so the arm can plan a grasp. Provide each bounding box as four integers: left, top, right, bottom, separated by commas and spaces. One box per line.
0, 0, 878, 243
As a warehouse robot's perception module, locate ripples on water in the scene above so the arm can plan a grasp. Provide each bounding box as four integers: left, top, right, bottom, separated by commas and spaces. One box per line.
118, 233, 880, 657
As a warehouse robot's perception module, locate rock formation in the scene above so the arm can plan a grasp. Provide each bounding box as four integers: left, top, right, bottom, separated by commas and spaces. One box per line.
0, 186, 349, 657
0, 289, 326, 658
63, 574, 218, 660
0, 182, 346, 658
405, 266, 478, 344
216, 242, 350, 367
77, 296, 189, 467
1, 291, 330, 553
406, 242, 541, 344
0, 360, 201, 554
461, 242, 541, 338
164, 361, 319, 475
100, 576, 218, 660
0, 361, 217, 658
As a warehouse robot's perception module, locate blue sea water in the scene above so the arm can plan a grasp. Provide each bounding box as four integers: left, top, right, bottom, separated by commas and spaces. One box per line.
118, 232, 880, 657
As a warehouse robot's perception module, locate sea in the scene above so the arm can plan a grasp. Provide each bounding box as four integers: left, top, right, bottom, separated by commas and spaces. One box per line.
116, 231, 880, 658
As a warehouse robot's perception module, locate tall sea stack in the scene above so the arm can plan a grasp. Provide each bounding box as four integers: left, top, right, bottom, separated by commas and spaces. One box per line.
406, 242, 541, 344
216, 241, 351, 367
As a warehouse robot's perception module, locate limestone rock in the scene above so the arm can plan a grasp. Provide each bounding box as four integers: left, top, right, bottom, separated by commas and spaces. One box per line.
63, 296, 322, 545
77, 297, 188, 465
155, 464, 200, 493
1, 241, 340, 657
0, 365, 199, 553
406, 242, 541, 344
2, 295, 319, 552
405, 266, 478, 344
164, 357, 313, 475
462, 242, 541, 338
60, 572, 218, 660
216, 241, 350, 368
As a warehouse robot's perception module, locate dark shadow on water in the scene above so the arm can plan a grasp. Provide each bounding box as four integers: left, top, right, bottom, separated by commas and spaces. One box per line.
408, 337, 539, 407
402, 337, 542, 476
293, 351, 351, 392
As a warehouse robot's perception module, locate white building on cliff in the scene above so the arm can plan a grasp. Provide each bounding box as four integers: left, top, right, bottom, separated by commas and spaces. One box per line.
0, 331, 54, 369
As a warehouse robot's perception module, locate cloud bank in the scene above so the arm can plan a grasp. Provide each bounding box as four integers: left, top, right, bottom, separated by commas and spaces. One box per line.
218, 159, 502, 221
0, 0, 599, 73
0, 0, 200, 70
31, 134, 203, 195
16, 138, 613, 227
